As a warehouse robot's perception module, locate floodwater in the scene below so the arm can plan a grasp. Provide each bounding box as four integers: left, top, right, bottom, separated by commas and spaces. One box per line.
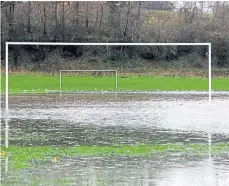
1, 92, 229, 186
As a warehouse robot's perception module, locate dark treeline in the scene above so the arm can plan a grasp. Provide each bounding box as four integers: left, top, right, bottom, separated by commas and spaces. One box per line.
1, 1, 229, 70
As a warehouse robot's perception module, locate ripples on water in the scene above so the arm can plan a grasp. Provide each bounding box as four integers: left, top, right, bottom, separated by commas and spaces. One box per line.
1, 93, 229, 186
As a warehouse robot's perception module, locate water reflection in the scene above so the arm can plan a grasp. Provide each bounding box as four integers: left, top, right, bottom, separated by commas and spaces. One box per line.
2, 156, 229, 186
2, 119, 229, 146
1, 93, 229, 185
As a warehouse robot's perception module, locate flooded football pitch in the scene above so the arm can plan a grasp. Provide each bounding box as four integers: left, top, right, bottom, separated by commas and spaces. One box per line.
1, 92, 229, 186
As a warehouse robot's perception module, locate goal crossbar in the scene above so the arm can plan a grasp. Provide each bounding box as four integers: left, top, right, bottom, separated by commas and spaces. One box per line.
4, 42, 212, 149
60, 70, 118, 90
5, 42, 212, 111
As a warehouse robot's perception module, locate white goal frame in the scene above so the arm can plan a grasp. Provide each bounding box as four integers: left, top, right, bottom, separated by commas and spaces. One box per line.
4, 42, 212, 111
60, 69, 118, 90
4, 42, 212, 148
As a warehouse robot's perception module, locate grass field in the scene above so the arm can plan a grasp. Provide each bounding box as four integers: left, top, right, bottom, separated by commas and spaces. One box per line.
1, 143, 229, 169
1, 74, 229, 93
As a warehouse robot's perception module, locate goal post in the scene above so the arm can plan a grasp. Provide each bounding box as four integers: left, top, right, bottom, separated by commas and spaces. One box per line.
59, 70, 118, 90
4, 42, 212, 111
4, 42, 212, 149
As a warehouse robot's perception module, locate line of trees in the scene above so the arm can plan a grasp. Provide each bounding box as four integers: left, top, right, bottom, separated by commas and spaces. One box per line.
1, 1, 229, 68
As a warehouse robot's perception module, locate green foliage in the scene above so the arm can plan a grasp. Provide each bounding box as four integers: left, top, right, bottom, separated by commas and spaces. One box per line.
1, 143, 229, 169
145, 10, 181, 25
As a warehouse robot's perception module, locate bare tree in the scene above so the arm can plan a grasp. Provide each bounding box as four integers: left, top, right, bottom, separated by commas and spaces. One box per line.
27, 2, 32, 34
179, 2, 198, 24
53, 1, 59, 41
61, 1, 65, 40
93, 2, 99, 39
75, 1, 79, 27
134, 1, 142, 41
38, 2, 47, 36
3, 1, 15, 41
122, 2, 131, 42
108, 1, 122, 41
85, 1, 89, 29
98, 2, 105, 41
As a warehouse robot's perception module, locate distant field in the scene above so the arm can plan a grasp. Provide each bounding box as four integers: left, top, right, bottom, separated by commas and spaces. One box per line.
1, 74, 229, 94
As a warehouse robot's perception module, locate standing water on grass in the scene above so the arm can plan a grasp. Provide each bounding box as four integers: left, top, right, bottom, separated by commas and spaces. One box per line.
1, 93, 229, 186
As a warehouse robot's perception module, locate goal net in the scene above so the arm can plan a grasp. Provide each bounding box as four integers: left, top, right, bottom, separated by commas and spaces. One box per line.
59, 70, 118, 91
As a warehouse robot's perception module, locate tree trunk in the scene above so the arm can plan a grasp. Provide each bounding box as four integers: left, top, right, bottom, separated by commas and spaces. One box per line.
135, 1, 141, 41
43, 3, 47, 35
75, 1, 79, 27
8, 2, 15, 41
215, 1, 220, 16
93, 3, 99, 39
39, 2, 47, 35
85, 2, 89, 29
123, 2, 131, 42
108, 1, 122, 41
61, 1, 65, 40
54, 1, 58, 41
99, 3, 104, 41
13, 46, 19, 69
27, 1, 32, 33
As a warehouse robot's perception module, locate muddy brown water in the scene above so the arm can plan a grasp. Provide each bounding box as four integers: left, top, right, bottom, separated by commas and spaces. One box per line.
1, 92, 229, 186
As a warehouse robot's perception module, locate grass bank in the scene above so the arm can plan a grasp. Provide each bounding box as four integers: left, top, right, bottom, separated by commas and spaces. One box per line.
1, 143, 229, 169
1, 143, 229, 168
1, 74, 229, 93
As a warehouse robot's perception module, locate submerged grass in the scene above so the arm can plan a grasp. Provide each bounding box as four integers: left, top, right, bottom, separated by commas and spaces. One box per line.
1, 74, 229, 93
1, 143, 229, 169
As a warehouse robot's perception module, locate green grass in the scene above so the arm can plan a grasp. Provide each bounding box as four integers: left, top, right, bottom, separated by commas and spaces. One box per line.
1, 143, 229, 169
212, 78, 229, 90
1, 75, 229, 94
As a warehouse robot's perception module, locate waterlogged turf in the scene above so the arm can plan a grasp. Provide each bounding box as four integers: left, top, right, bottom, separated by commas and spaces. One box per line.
1, 75, 229, 93
1, 143, 229, 169
1, 94, 229, 186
